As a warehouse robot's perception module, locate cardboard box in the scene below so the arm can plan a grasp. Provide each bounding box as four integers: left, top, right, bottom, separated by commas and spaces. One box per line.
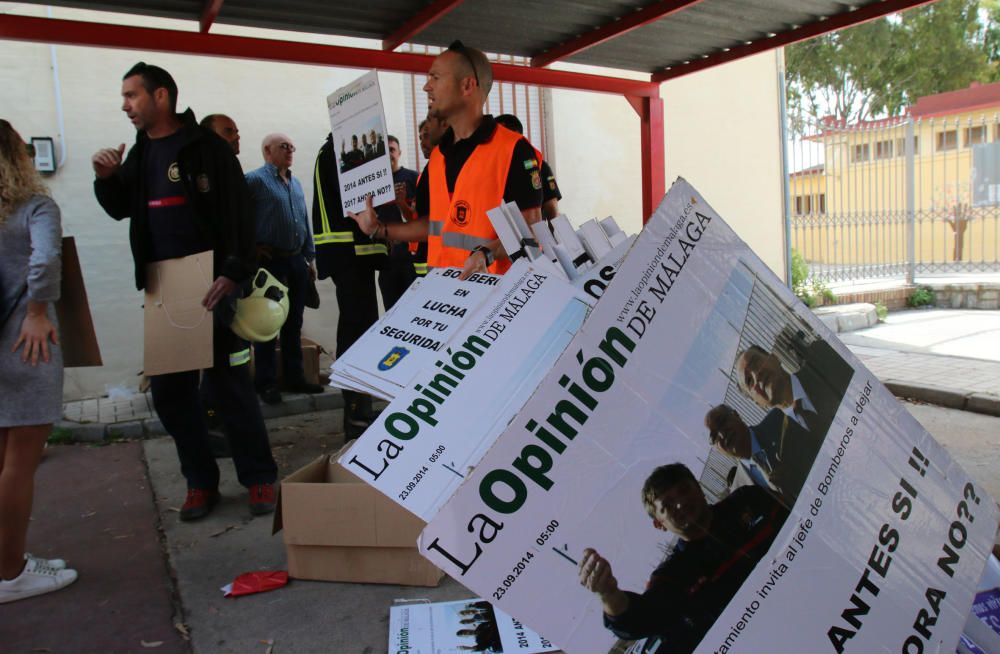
272, 451, 444, 587
249, 337, 322, 386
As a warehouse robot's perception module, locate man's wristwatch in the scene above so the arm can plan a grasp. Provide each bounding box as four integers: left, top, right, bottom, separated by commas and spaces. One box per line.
472, 245, 494, 267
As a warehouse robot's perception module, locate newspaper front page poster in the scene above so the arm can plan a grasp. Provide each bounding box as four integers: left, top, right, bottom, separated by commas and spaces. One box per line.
417, 179, 1000, 654
327, 70, 393, 215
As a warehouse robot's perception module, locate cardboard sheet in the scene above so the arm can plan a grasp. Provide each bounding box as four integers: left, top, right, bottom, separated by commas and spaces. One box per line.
55, 236, 102, 367
143, 250, 213, 376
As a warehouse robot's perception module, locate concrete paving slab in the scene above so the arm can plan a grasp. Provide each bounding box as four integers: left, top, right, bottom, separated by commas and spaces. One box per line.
0, 442, 188, 654
145, 409, 472, 654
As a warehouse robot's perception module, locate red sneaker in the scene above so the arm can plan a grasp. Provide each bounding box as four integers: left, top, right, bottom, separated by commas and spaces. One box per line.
179, 488, 220, 522
248, 483, 276, 516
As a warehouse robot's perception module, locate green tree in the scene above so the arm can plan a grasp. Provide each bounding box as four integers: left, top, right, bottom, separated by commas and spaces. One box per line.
786, 0, 994, 129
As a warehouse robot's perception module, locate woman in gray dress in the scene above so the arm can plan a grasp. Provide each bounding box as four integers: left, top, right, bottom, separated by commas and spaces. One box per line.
0, 120, 78, 603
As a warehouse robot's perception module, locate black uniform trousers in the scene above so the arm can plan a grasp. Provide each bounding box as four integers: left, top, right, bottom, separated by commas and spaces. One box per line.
150, 311, 277, 490
377, 244, 418, 311
331, 264, 380, 358
253, 252, 309, 390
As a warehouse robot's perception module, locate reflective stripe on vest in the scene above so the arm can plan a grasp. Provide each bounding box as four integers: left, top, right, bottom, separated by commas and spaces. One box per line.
314, 231, 354, 244
414, 262, 428, 276
313, 156, 336, 240
427, 124, 522, 275
229, 348, 251, 367
354, 243, 388, 256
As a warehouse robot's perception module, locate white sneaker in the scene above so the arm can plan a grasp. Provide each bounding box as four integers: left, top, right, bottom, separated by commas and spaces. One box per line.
0, 557, 78, 604
25, 552, 67, 570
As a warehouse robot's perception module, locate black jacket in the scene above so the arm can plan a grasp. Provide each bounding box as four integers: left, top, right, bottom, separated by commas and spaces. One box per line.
312, 134, 387, 279
94, 109, 256, 290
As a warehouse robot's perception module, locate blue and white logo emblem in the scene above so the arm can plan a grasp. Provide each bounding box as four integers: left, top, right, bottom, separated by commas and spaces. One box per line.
378, 346, 410, 371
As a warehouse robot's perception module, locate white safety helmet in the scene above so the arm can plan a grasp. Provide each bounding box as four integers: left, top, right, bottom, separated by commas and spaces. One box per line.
231, 268, 289, 342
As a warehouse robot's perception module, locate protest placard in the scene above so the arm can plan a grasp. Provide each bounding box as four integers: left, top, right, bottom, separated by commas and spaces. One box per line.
388, 599, 558, 653
339, 261, 589, 521
327, 70, 394, 215
330, 268, 502, 400
418, 178, 1000, 654
144, 250, 213, 376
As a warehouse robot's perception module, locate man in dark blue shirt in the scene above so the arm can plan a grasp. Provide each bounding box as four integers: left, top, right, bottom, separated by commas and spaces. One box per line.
375, 135, 420, 309
245, 133, 323, 404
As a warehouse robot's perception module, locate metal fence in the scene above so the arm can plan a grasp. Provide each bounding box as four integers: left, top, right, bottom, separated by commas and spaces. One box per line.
787, 115, 1000, 285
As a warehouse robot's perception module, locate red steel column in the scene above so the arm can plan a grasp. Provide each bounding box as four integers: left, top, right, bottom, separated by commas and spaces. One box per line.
627, 93, 665, 223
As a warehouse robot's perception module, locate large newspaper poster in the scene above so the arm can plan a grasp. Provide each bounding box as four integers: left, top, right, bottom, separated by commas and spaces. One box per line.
327, 70, 393, 215
388, 599, 558, 653
339, 262, 589, 522
418, 178, 999, 653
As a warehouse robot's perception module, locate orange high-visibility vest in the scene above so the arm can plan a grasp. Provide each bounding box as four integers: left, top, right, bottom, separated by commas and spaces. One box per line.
427, 124, 523, 275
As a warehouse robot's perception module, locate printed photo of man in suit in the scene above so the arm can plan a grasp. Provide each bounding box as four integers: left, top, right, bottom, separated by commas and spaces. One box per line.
705, 403, 824, 507
734, 337, 854, 438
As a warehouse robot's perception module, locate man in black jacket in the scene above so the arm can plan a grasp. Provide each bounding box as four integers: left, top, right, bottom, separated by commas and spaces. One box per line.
92, 62, 277, 521
312, 133, 387, 437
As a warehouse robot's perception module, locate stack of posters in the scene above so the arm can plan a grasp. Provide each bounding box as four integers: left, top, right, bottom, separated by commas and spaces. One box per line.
389, 599, 558, 653
329, 268, 502, 400
410, 178, 999, 653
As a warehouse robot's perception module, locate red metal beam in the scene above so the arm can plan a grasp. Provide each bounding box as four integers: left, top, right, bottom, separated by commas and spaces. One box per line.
652, 0, 938, 83
0, 14, 658, 97
382, 0, 464, 51
532, 0, 706, 69
199, 0, 224, 34
627, 93, 665, 223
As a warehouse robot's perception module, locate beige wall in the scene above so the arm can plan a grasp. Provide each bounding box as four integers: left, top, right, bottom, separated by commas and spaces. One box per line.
550, 50, 785, 277
0, 4, 784, 400
661, 50, 786, 279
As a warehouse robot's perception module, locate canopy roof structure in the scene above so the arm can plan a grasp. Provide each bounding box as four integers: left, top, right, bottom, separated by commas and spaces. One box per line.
0, 0, 936, 218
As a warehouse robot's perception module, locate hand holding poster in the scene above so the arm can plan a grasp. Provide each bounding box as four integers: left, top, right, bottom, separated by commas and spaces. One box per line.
418, 179, 1000, 654
327, 70, 393, 215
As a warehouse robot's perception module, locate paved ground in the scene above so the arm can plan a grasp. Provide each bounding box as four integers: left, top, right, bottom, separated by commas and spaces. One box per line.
0, 442, 188, 654
840, 309, 1000, 414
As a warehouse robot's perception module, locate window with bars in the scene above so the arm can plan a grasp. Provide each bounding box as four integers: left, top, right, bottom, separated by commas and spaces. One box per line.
874, 139, 894, 160
964, 125, 987, 147
399, 44, 551, 173
936, 129, 958, 151
851, 143, 870, 163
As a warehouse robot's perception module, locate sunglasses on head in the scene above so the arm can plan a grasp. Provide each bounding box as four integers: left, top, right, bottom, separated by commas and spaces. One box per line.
448, 40, 480, 88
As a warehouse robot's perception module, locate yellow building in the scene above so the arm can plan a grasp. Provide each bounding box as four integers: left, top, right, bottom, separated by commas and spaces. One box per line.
790, 82, 1000, 273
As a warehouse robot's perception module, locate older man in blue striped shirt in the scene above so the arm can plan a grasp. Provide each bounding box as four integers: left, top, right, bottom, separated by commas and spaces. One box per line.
246, 133, 323, 404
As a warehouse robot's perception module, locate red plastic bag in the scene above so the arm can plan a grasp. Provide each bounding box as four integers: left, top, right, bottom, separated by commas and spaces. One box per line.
222, 571, 289, 598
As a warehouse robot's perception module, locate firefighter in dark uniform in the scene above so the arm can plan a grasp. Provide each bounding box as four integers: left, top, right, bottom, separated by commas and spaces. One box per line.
312, 133, 387, 437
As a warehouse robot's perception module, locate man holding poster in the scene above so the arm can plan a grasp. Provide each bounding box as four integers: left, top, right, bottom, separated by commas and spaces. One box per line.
350, 41, 543, 279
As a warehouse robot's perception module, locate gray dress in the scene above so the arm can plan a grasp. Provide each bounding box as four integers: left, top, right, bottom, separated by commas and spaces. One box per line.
0, 194, 63, 428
